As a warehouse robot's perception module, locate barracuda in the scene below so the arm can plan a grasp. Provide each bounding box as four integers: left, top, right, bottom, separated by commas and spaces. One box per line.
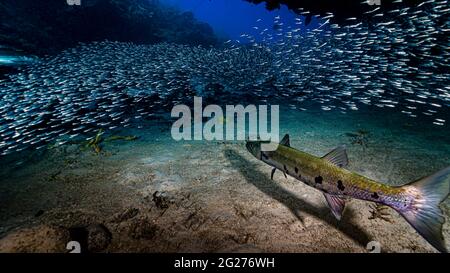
246, 134, 450, 253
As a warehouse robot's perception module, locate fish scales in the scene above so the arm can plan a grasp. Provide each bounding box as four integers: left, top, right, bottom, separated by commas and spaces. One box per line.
267, 145, 404, 200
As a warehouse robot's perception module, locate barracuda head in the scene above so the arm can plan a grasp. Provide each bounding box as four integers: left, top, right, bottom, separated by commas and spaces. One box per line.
246, 134, 289, 158
245, 139, 263, 159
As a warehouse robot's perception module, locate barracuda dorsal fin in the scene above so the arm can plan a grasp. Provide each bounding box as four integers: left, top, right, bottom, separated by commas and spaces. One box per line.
280, 134, 290, 147
323, 193, 346, 220
322, 146, 348, 168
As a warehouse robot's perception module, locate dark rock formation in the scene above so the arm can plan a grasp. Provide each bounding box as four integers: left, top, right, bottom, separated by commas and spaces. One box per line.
152, 191, 173, 210
128, 218, 158, 240
86, 224, 112, 252
244, 0, 422, 25
0, 225, 70, 253
68, 224, 112, 252
0, 0, 217, 56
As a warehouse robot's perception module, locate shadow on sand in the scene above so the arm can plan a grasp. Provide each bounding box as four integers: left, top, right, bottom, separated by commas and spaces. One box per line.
224, 148, 372, 249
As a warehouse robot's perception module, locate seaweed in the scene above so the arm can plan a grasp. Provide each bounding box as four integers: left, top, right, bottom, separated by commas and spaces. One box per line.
86, 129, 105, 154
84, 129, 138, 154
368, 203, 393, 223
105, 135, 138, 142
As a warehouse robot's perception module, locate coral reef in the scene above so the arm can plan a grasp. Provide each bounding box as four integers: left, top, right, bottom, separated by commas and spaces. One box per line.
244, 0, 422, 25
0, 0, 217, 56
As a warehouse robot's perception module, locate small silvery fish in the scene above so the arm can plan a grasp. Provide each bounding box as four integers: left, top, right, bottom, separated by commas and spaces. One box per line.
246, 134, 449, 253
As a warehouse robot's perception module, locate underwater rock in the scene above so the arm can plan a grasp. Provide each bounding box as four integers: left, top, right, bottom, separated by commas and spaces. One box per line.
244, 0, 422, 25
112, 208, 140, 223
0, 225, 70, 253
233, 205, 255, 221
34, 210, 45, 218
0, 0, 217, 56
231, 233, 255, 245
86, 224, 112, 252
219, 244, 263, 253
128, 219, 158, 240
183, 211, 207, 231
67, 224, 112, 252
152, 191, 173, 210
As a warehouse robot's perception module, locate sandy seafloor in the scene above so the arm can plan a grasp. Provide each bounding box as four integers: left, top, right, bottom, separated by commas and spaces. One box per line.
0, 105, 449, 253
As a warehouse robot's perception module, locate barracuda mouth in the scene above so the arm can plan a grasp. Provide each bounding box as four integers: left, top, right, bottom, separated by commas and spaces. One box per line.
245, 141, 254, 154
245, 140, 260, 157
246, 137, 275, 156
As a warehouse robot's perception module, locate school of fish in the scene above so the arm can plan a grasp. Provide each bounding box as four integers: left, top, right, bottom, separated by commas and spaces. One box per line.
0, 0, 448, 156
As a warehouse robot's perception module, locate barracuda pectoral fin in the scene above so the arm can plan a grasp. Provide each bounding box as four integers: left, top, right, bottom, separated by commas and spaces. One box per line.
322, 146, 349, 168
271, 168, 287, 179
323, 193, 346, 221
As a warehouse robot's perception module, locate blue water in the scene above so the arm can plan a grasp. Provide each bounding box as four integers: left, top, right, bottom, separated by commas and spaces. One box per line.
162, 0, 315, 41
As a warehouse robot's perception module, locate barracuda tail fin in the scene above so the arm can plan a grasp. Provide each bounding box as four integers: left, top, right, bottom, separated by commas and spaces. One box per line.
397, 167, 450, 253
